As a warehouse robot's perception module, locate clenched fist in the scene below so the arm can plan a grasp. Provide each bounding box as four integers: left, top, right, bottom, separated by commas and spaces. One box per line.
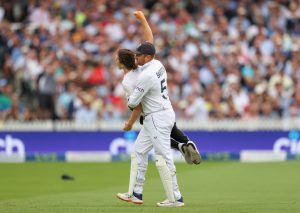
133, 11, 146, 20
123, 121, 133, 131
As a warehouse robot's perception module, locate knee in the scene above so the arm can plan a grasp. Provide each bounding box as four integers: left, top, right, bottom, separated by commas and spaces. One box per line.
134, 148, 146, 157
155, 155, 176, 174
133, 152, 148, 169
155, 155, 167, 167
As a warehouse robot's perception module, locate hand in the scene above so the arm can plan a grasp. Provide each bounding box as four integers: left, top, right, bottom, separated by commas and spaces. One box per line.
123, 121, 133, 131
133, 11, 145, 20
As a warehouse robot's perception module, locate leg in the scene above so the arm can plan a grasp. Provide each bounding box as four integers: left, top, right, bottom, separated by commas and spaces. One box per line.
117, 153, 142, 204
170, 123, 189, 162
145, 111, 183, 202
171, 138, 193, 164
171, 122, 202, 165
170, 138, 179, 150
171, 122, 189, 145
155, 154, 175, 202
117, 127, 152, 204
128, 153, 137, 195
154, 154, 183, 207
132, 129, 153, 196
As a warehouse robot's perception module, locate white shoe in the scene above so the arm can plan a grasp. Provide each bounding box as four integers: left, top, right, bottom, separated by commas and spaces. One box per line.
186, 141, 201, 164
156, 199, 185, 207
116, 192, 143, 204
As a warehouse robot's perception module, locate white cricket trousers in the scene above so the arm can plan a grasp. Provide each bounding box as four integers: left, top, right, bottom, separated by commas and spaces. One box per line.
133, 109, 182, 200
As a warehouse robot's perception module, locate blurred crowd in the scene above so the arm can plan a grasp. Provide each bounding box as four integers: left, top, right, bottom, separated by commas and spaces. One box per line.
0, 0, 300, 122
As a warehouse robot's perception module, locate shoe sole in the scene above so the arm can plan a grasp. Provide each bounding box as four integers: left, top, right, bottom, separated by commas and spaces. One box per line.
187, 144, 201, 164
182, 146, 193, 165
131, 200, 144, 204
116, 195, 144, 204
116, 194, 131, 203
156, 203, 185, 207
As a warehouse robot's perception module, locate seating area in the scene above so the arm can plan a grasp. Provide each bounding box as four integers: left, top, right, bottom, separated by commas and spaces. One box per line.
0, 0, 299, 122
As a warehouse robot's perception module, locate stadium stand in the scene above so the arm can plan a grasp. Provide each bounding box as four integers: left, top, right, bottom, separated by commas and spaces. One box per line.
0, 0, 299, 122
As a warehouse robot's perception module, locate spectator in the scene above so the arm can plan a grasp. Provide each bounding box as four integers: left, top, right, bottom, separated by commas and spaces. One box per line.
74, 92, 97, 123
184, 92, 208, 120
36, 62, 56, 119
0, 80, 12, 118
56, 81, 77, 120
0, 0, 299, 122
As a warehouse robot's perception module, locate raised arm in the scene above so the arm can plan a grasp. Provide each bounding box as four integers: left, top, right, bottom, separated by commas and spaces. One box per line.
134, 11, 154, 43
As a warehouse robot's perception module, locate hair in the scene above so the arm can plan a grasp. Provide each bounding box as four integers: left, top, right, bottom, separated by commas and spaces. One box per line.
117, 49, 137, 70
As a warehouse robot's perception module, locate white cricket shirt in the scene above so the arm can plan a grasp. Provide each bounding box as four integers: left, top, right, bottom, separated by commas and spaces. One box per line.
128, 59, 173, 116
122, 68, 142, 99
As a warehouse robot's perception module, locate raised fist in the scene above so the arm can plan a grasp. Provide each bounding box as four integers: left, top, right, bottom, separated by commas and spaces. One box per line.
133, 11, 145, 20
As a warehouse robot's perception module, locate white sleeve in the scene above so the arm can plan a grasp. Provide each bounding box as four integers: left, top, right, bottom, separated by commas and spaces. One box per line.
127, 73, 153, 109
122, 84, 130, 100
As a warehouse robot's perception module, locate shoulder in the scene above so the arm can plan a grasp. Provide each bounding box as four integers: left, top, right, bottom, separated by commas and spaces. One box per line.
153, 59, 163, 66
132, 67, 143, 76
136, 69, 155, 86
138, 70, 152, 80
134, 66, 143, 74
122, 73, 130, 85
141, 60, 164, 74
150, 59, 164, 70
124, 70, 139, 80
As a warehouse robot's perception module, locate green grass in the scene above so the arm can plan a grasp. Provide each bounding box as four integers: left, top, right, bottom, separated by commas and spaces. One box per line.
0, 161, 299, 213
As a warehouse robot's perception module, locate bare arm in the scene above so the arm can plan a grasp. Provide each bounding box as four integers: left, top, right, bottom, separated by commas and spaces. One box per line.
134, 11, 154, 43
123, 103, 143, 131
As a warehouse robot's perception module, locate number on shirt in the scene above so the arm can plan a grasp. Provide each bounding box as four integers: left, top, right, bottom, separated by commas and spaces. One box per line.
160, 79, 168, 99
